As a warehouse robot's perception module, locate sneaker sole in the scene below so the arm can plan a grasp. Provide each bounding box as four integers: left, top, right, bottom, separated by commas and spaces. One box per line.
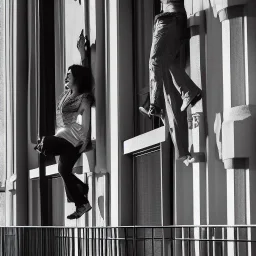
190, 93, 202, 107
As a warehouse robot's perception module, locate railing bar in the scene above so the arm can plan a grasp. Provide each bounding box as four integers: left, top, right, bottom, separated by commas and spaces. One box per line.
77, 228, 81, 256
188, 227, 190, 256
62, 228, 65, 256
93, 227, 96, 256
118, 227, 122, 256
109, 227, 112, 256
63, 228, 66, 256
124, 227, 128, 256
46, 228, 48, 256
143, 227, 146, 256
47, 228, 49, 256
97, 228, 99, 256
55, 228, 58, 256
68, 228, 71, 256
152, 228, 154, 256
92, 227, 94, 256
100, 228, 103, 256
114, 227, 117, 256
104, 228, 107, 256
235, 227, 238, 256
135, 226, 137, 256
170, 226, 173, 256
199, 227, 202, 256
81, 228, 84, 256
161, 227, 164, 256
86, 228, 88, 256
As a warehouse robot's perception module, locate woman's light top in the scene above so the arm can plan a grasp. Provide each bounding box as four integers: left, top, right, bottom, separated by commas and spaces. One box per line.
55, 89, 92, 148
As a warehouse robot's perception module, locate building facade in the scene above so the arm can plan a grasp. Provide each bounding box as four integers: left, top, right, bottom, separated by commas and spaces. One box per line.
2, 0, 256, 247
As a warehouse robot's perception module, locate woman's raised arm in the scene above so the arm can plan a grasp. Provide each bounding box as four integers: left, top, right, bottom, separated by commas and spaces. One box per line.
77, 30, 90, 68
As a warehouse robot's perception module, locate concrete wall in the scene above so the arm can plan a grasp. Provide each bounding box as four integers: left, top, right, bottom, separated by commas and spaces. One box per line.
174, 1, 227, 226
24, 0, 256, 232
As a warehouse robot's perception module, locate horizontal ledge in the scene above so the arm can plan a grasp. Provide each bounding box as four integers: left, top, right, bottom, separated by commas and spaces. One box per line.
29, 164, 59, 179
123, 126, 167, 155
223, 158, 249, 169
187, 14, 202, 28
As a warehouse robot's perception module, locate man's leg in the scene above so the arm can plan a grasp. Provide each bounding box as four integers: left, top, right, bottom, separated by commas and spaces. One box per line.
149, 14, 201, 112
162, 64, 194, 165
163, 79, 190, 159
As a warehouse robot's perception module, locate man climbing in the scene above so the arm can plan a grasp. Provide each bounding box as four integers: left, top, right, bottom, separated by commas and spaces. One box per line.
139, 0, 202, 165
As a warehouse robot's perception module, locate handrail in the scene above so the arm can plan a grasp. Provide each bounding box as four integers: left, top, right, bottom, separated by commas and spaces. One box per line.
1, 224, 256, 228
1, 225, 255, 256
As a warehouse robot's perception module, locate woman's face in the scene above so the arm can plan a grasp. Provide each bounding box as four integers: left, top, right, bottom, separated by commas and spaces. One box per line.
65, 70, 75, 89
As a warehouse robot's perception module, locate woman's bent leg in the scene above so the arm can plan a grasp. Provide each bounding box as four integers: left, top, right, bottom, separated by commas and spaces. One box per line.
35, 136, 74, 156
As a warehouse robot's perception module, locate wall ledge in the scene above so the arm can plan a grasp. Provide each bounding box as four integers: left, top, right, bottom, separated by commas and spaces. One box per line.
123, 126, 167, 155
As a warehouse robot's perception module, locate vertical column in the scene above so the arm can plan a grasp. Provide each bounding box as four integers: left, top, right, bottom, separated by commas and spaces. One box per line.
217, 1, 256, 255
38, 0, 55, 226
107, 0, 134, 226
188, 11, 207, 255
95, 0, 107, 173
14, 0, 28, 225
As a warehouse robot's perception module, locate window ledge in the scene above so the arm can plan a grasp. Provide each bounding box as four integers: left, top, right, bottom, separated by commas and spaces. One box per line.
29, 164, 58, 179
123, 126, 167, 155
29, 151, 95, 179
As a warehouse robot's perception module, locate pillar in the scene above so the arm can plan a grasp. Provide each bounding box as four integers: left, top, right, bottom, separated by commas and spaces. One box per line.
107, 0, 134, 226
187, 11, 207, 256
215, 1, 256, 254
10, 0, 29, 226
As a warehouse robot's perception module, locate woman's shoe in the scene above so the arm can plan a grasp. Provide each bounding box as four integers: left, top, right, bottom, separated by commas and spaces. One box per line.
33, 137, 47, 156
67, 202, 92, 219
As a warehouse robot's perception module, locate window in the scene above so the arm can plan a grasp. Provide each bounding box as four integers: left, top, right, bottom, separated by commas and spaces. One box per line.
133, 0, 162, 136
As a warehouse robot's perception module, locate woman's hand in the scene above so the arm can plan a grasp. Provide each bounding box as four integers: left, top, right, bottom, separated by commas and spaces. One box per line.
77, 30, 87, 60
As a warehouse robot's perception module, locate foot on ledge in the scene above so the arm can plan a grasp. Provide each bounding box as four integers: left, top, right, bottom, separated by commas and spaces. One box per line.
183, 155, 195, 166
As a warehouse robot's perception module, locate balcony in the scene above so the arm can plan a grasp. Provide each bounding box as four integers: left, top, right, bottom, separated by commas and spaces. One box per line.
0, 225, 255, 255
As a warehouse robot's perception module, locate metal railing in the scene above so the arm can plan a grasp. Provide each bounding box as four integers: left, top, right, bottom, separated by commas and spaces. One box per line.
0, 225, 256, 256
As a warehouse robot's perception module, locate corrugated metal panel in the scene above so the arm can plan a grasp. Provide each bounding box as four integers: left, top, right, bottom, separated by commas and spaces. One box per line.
135, 151, 161, 226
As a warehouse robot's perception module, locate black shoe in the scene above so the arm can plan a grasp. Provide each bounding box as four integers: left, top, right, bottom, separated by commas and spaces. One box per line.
34, 139, 46, 156
67, 202, 92, 220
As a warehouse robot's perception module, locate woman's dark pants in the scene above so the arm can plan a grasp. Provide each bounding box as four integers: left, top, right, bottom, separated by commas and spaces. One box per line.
38, 135, 89, 207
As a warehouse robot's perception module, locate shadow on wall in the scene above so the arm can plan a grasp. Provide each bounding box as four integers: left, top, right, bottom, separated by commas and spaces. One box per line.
90, 41, 96, 91
205, 8, 227, 224
98, 195, 105, 219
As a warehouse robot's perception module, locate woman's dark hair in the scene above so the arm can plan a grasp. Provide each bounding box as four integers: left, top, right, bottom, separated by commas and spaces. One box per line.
68, 64, 93, 94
